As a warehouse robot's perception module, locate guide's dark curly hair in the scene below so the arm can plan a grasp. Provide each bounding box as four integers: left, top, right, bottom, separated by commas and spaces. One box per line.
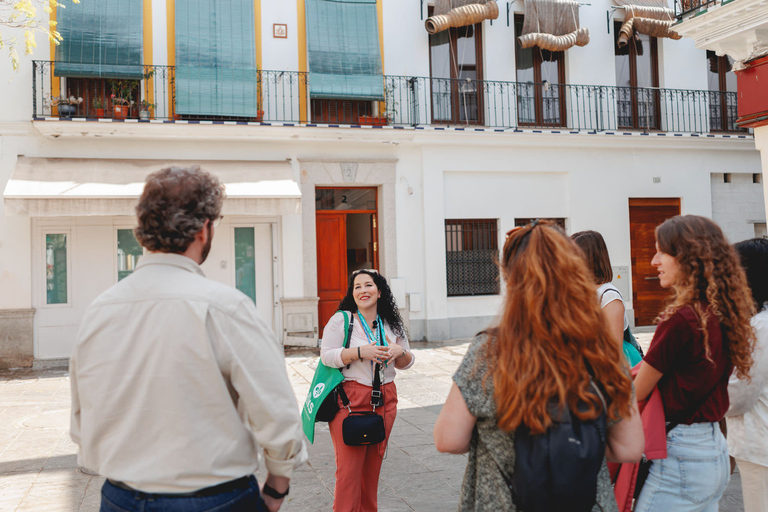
656, 215, 755, 379
135, 166, 225, 253
338, 270, 407, 338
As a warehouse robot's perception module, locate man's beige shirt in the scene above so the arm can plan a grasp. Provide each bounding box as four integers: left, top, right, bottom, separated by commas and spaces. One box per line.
70, 253, 307, 493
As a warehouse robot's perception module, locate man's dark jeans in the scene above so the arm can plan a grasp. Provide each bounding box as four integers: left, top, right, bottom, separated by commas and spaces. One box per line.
100, 476, 269, 512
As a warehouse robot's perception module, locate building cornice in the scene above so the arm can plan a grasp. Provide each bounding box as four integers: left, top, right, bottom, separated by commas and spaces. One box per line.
29, 119, 756, 152
674, 0, 768, 64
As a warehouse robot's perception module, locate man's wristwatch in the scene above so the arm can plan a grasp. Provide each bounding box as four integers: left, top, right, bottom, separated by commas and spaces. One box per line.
262, 484, 290, 499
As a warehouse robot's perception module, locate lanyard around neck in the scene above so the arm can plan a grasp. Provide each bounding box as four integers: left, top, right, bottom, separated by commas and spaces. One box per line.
359, 313, 388, 369
359, 313, 387, 347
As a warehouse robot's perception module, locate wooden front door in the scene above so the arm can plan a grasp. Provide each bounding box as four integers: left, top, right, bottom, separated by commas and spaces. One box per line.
629, 198, 681, 326
317, 213, 347, 337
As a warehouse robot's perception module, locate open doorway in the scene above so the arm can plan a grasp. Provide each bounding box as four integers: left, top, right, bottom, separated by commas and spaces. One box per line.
316, 187, 378, 337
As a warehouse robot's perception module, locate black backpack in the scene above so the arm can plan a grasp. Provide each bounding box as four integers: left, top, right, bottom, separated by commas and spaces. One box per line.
509, 376, 608, 512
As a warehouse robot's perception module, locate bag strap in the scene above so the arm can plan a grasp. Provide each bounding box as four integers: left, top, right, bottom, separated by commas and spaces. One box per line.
341, 311, 355, 369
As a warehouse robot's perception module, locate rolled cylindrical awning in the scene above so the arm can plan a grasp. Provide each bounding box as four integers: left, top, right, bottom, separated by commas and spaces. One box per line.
425, 0, 500, 34
518, 0, 590, 52
614, 0, 681, 46
3, 157, 301, 217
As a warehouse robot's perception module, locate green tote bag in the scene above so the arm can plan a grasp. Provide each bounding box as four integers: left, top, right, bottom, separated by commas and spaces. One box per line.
301, 310, 352, 444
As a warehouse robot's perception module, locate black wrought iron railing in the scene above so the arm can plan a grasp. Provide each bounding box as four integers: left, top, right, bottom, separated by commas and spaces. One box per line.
674, 0, 722, 20
33, 61, 745, 134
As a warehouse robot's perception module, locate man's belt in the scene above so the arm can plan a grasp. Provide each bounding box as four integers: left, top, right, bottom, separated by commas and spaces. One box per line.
107, 475, 251, 498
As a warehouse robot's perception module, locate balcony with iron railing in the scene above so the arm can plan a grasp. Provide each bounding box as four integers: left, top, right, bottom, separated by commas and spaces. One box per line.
32, 60, 746, 135
673, 0, 725, 20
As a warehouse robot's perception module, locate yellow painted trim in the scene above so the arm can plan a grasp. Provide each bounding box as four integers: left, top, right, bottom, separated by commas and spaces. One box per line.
297, 0, 308, 122
166, 0, 175, 117
254, 0, 263, 113
376, 0, 385, 114
143, 0, 155, 113
377, 0, 384, 74
50, 4, 60, 112
254, 0, 262, 70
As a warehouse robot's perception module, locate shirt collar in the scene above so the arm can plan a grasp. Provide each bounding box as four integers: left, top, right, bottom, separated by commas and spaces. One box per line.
135, 252, 206, 277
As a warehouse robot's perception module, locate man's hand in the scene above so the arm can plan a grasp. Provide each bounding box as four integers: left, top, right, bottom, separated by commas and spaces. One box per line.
260, 474, 290, 512
262, 494, 284, 512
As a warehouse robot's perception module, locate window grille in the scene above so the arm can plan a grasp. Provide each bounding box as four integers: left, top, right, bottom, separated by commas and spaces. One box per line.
445, 219, 500, 297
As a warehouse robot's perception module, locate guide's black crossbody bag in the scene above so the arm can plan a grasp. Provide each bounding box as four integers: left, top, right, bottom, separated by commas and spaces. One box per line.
341, 362, 386, 446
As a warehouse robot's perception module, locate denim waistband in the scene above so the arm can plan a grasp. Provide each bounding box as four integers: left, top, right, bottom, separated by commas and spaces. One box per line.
668, 422, 718, 437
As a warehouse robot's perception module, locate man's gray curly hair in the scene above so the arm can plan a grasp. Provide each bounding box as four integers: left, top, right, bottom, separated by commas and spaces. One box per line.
135, 166, 225, 253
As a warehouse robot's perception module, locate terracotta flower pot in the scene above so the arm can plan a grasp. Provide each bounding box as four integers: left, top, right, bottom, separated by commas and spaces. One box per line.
113, 105, 128, 119
359, 115, 388, 126
95, 108, 105, 118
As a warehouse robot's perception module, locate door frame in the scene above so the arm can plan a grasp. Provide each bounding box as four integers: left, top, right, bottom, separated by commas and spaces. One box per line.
315, 187, 379, 332
229, 218, 281, 334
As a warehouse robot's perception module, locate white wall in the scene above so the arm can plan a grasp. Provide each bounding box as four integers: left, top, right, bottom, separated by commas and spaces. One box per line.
711, 172, 767, 243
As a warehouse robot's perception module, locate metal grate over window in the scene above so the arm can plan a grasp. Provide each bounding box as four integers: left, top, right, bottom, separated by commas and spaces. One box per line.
445, 219, 500, 297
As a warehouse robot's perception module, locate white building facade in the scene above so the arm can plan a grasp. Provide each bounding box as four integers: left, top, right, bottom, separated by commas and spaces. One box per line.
0, 0, 763, 366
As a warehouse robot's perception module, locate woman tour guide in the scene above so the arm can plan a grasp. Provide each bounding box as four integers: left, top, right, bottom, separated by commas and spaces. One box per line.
320, 269, 414, 512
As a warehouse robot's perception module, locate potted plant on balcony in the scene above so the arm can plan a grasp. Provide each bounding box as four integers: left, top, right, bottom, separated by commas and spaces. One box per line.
45, 95, 83, 117
93, 96, 105, 118
109, 79, 137, 119
139, 99, 156, 120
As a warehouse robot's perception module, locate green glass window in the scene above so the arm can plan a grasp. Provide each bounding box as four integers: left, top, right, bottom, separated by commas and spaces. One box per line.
55, 0, 144, 78
46, 234, 68, 304
117, 229, 143, 281
235, 227, 257, 304
306, 0, 384, 100
175, 0, 258, 117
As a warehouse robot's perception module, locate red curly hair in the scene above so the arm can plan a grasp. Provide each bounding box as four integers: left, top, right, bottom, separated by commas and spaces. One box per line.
488, 221, 633, 434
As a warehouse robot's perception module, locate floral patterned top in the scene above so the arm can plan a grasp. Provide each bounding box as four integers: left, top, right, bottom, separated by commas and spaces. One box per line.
453, 334, 620, 512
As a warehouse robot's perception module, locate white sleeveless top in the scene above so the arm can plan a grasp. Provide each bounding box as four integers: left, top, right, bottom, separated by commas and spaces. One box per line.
597, 282, 629, 331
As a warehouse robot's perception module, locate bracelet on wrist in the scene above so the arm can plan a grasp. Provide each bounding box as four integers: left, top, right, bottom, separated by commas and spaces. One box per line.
262, 484, 289, 499
357, 346, 362, 360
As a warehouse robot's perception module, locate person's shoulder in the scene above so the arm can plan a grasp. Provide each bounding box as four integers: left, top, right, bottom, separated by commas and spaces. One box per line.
752, 309, 768, 329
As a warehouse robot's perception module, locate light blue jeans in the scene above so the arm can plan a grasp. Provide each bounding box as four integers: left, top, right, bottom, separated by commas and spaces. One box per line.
635, 422, 730, 512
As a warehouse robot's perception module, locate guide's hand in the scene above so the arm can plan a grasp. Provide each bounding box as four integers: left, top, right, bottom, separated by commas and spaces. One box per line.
359, 340, 388, 363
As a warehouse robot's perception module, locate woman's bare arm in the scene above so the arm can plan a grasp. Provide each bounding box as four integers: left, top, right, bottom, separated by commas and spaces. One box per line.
602, 300, 626, 348
604, 395, 644, 463
434, 383, 477, 454
634, 361, 663, 402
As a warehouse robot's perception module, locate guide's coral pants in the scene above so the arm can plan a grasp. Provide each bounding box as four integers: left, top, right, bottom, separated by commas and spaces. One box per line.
329, 380, 398, 512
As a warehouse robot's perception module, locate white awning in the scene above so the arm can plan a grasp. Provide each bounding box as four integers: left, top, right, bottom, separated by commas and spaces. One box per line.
3, 157, 301, 216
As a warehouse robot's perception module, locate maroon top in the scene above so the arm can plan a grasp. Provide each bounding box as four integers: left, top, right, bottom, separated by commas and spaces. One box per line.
643, 305, 732, 424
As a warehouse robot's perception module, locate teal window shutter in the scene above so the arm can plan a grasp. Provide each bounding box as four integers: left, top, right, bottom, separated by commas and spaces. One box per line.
55, 0, 143, 79
175, 0, 258, 117
306, 0, 384, 101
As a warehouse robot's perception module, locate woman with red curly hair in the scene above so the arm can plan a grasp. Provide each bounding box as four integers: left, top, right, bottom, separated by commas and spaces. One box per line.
634, 215, 756, 511
434, 221, 643, 511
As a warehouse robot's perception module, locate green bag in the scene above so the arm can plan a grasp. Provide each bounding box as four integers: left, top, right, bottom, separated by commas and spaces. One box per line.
302, 310, 353, 444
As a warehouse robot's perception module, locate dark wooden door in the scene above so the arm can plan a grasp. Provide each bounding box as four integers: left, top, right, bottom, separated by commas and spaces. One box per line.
317, 213, 348, 337
629, 198, 681, 326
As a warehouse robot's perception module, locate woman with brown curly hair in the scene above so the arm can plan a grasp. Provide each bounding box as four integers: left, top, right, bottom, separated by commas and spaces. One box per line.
434, 221, 643, 512
634, 215, 756, 512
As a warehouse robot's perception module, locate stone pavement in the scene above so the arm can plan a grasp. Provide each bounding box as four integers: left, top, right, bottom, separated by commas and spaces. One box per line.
0, 333, 745, 511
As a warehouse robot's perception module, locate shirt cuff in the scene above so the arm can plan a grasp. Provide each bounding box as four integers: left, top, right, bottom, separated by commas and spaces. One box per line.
263, 440, 309, 479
